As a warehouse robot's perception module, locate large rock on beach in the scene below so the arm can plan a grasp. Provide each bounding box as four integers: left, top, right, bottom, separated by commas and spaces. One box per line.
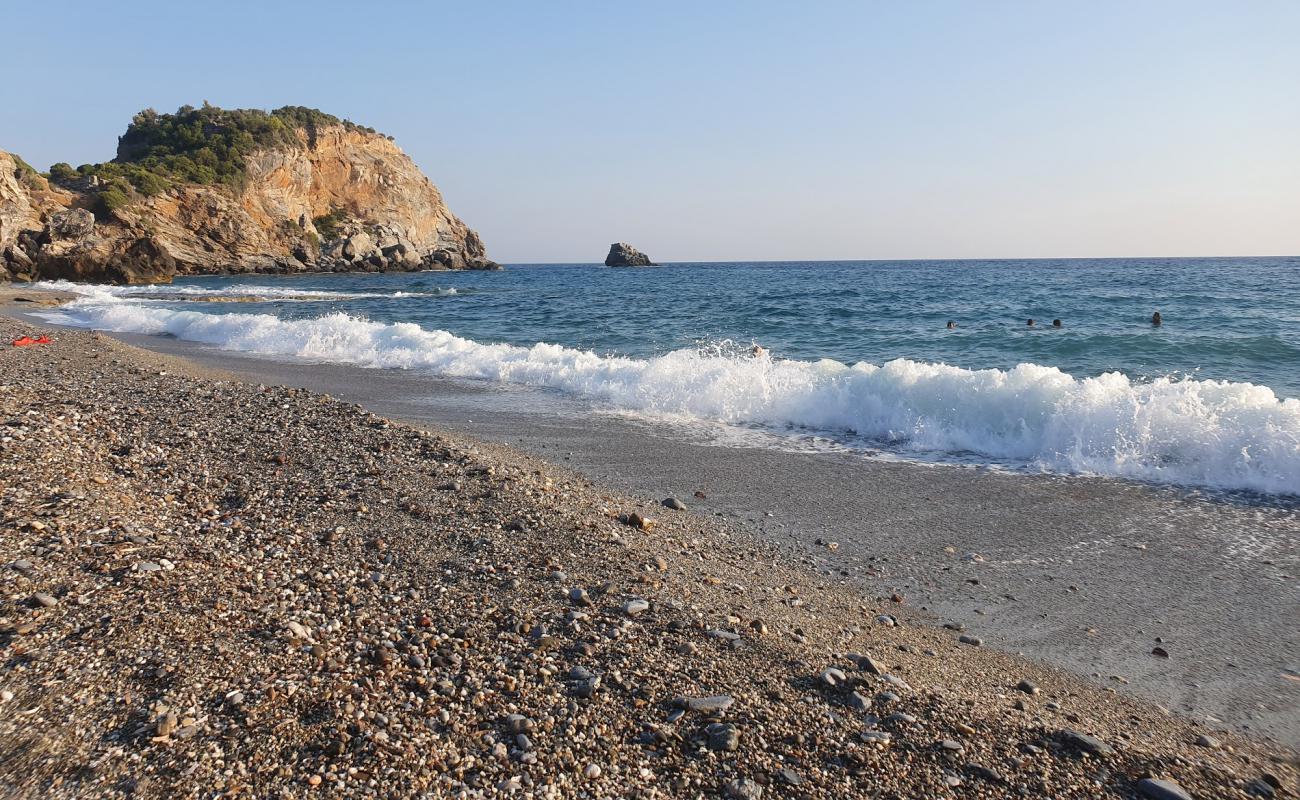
605, 242, 654, 266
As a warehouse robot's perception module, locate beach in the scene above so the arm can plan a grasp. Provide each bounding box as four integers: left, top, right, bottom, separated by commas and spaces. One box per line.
100, 321, 1300, 748
1, 314, 1296, 798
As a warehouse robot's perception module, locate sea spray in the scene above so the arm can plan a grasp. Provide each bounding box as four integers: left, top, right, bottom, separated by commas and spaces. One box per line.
37, 294, 1300, 495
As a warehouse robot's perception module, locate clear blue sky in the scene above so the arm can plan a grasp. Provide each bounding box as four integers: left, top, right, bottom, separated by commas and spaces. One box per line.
2, 1, 1296, 262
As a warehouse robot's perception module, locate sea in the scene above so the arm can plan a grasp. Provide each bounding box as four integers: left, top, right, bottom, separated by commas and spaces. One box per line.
34, 257, 1300, 497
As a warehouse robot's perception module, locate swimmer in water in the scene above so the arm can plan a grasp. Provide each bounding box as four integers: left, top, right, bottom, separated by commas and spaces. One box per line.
1052, 319, 1062, 327
1026, 319, 1036, 327
750, 344, 768, 358
1152, 311, 1162, 326
946, 321, 957, 329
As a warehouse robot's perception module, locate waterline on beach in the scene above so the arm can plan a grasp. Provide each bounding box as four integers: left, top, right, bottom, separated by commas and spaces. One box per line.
38, 287, 1300, 496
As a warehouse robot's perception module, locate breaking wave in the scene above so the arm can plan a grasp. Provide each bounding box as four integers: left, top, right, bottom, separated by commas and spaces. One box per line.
33, 280, 455, 302
36, 298, 1300, 495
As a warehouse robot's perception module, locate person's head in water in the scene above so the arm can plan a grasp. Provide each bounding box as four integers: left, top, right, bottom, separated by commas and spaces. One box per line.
1052, 319, 1062, 328
1026, 319, 1035, 326
750, 344, 768, 358
1152, 311, 1162, 326
946, 320, 956, 329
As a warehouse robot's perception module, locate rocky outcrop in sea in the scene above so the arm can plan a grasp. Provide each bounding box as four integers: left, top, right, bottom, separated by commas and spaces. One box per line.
605, 242, 654, 266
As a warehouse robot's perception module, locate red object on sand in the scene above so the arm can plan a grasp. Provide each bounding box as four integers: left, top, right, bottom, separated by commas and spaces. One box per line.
10, 334, 51, 347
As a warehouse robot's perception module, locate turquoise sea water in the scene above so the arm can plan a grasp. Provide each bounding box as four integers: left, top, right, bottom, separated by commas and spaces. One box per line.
37, 257, 1300, 495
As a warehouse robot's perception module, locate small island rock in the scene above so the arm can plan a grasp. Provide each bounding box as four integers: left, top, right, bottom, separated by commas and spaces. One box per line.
605, 242, 654, 267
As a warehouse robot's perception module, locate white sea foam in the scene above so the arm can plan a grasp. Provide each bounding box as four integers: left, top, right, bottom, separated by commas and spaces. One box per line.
32, 280, 452, 301
37, 298, 1300, 495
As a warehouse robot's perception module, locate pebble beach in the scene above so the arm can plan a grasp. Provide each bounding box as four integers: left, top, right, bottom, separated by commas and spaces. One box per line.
1, 321, 1296, 799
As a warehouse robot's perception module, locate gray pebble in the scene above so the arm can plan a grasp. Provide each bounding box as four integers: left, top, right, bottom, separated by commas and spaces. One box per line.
1136, 778, 1193, 800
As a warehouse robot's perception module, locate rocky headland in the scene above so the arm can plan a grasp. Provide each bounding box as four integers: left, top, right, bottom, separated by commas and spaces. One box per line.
605, 242, 655, 267
0, 105, 496, 284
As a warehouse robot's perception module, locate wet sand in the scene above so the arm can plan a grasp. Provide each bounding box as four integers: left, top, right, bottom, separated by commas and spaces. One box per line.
66, 325, 1299, 748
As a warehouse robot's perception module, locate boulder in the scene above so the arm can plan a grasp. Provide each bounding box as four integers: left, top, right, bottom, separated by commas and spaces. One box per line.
341, 232, 376, 261
45, 208, 96, 241
605, 242, 654, 267
4, 244, 33, 271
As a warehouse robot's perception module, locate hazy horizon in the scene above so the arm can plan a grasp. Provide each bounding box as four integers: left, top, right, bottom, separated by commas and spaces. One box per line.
2, 0, 1297, 263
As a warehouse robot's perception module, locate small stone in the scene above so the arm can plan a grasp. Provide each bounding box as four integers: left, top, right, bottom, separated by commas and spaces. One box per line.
31, 592, 57, 608
725, 777, 764, 800
854, 652, 886, 675
1058, 729, 1114, 757
1196, 734, 1219, 749
1152, 646, 1170, 658
958, 634, 982, 646
684, 695, 734, 713
939, 739, 964, 753
135, 561, 162, 573
779, 768, 803, 786
156, 712, 178, 737
1135, 778, 1193, 800
820, 667, 848, 687
662, 497, 687, 510
880, 673, 910, 690
706, 629, 741, 641
623, 598, 650, 616
568, 588, 592, 607
1016, 679, 1039, 695
707, 722, 740, 751
626, 512, 655, 530
860, 730, 892, 745
507, 714, 532, 734
966, 763, 1003, 783
0, 690, 13, 702
584, 763, 601, 780
874, 614, 896, 627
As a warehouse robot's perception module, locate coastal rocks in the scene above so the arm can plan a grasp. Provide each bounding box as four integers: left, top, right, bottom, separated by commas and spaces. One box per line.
340, 232, 377, 262
604, 242, 654, 267
0, 116, 498, 283
46, 208, 95, 240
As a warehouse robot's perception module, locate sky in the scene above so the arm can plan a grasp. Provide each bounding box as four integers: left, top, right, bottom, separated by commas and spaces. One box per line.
2, 1, 1297, 262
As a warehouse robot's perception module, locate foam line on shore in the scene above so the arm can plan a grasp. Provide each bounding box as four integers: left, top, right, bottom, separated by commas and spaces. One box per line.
33, 279, 454, 301
36, 296, 1300, 495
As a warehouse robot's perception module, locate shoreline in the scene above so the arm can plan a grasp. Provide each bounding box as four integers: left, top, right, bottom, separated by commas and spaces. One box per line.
65, 318, 1300, 748
0, 313, 1296, 797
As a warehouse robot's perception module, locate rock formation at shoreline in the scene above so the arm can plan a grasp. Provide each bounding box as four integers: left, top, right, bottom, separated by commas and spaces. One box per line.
605, 242, 655, 266
0, 105, 497, 284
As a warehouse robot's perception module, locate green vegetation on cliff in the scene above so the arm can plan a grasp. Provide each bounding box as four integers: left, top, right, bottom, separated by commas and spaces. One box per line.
46, 103, 380, 214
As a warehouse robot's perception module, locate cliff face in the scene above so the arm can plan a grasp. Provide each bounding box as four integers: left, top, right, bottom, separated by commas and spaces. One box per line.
1, 121, 494, 284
